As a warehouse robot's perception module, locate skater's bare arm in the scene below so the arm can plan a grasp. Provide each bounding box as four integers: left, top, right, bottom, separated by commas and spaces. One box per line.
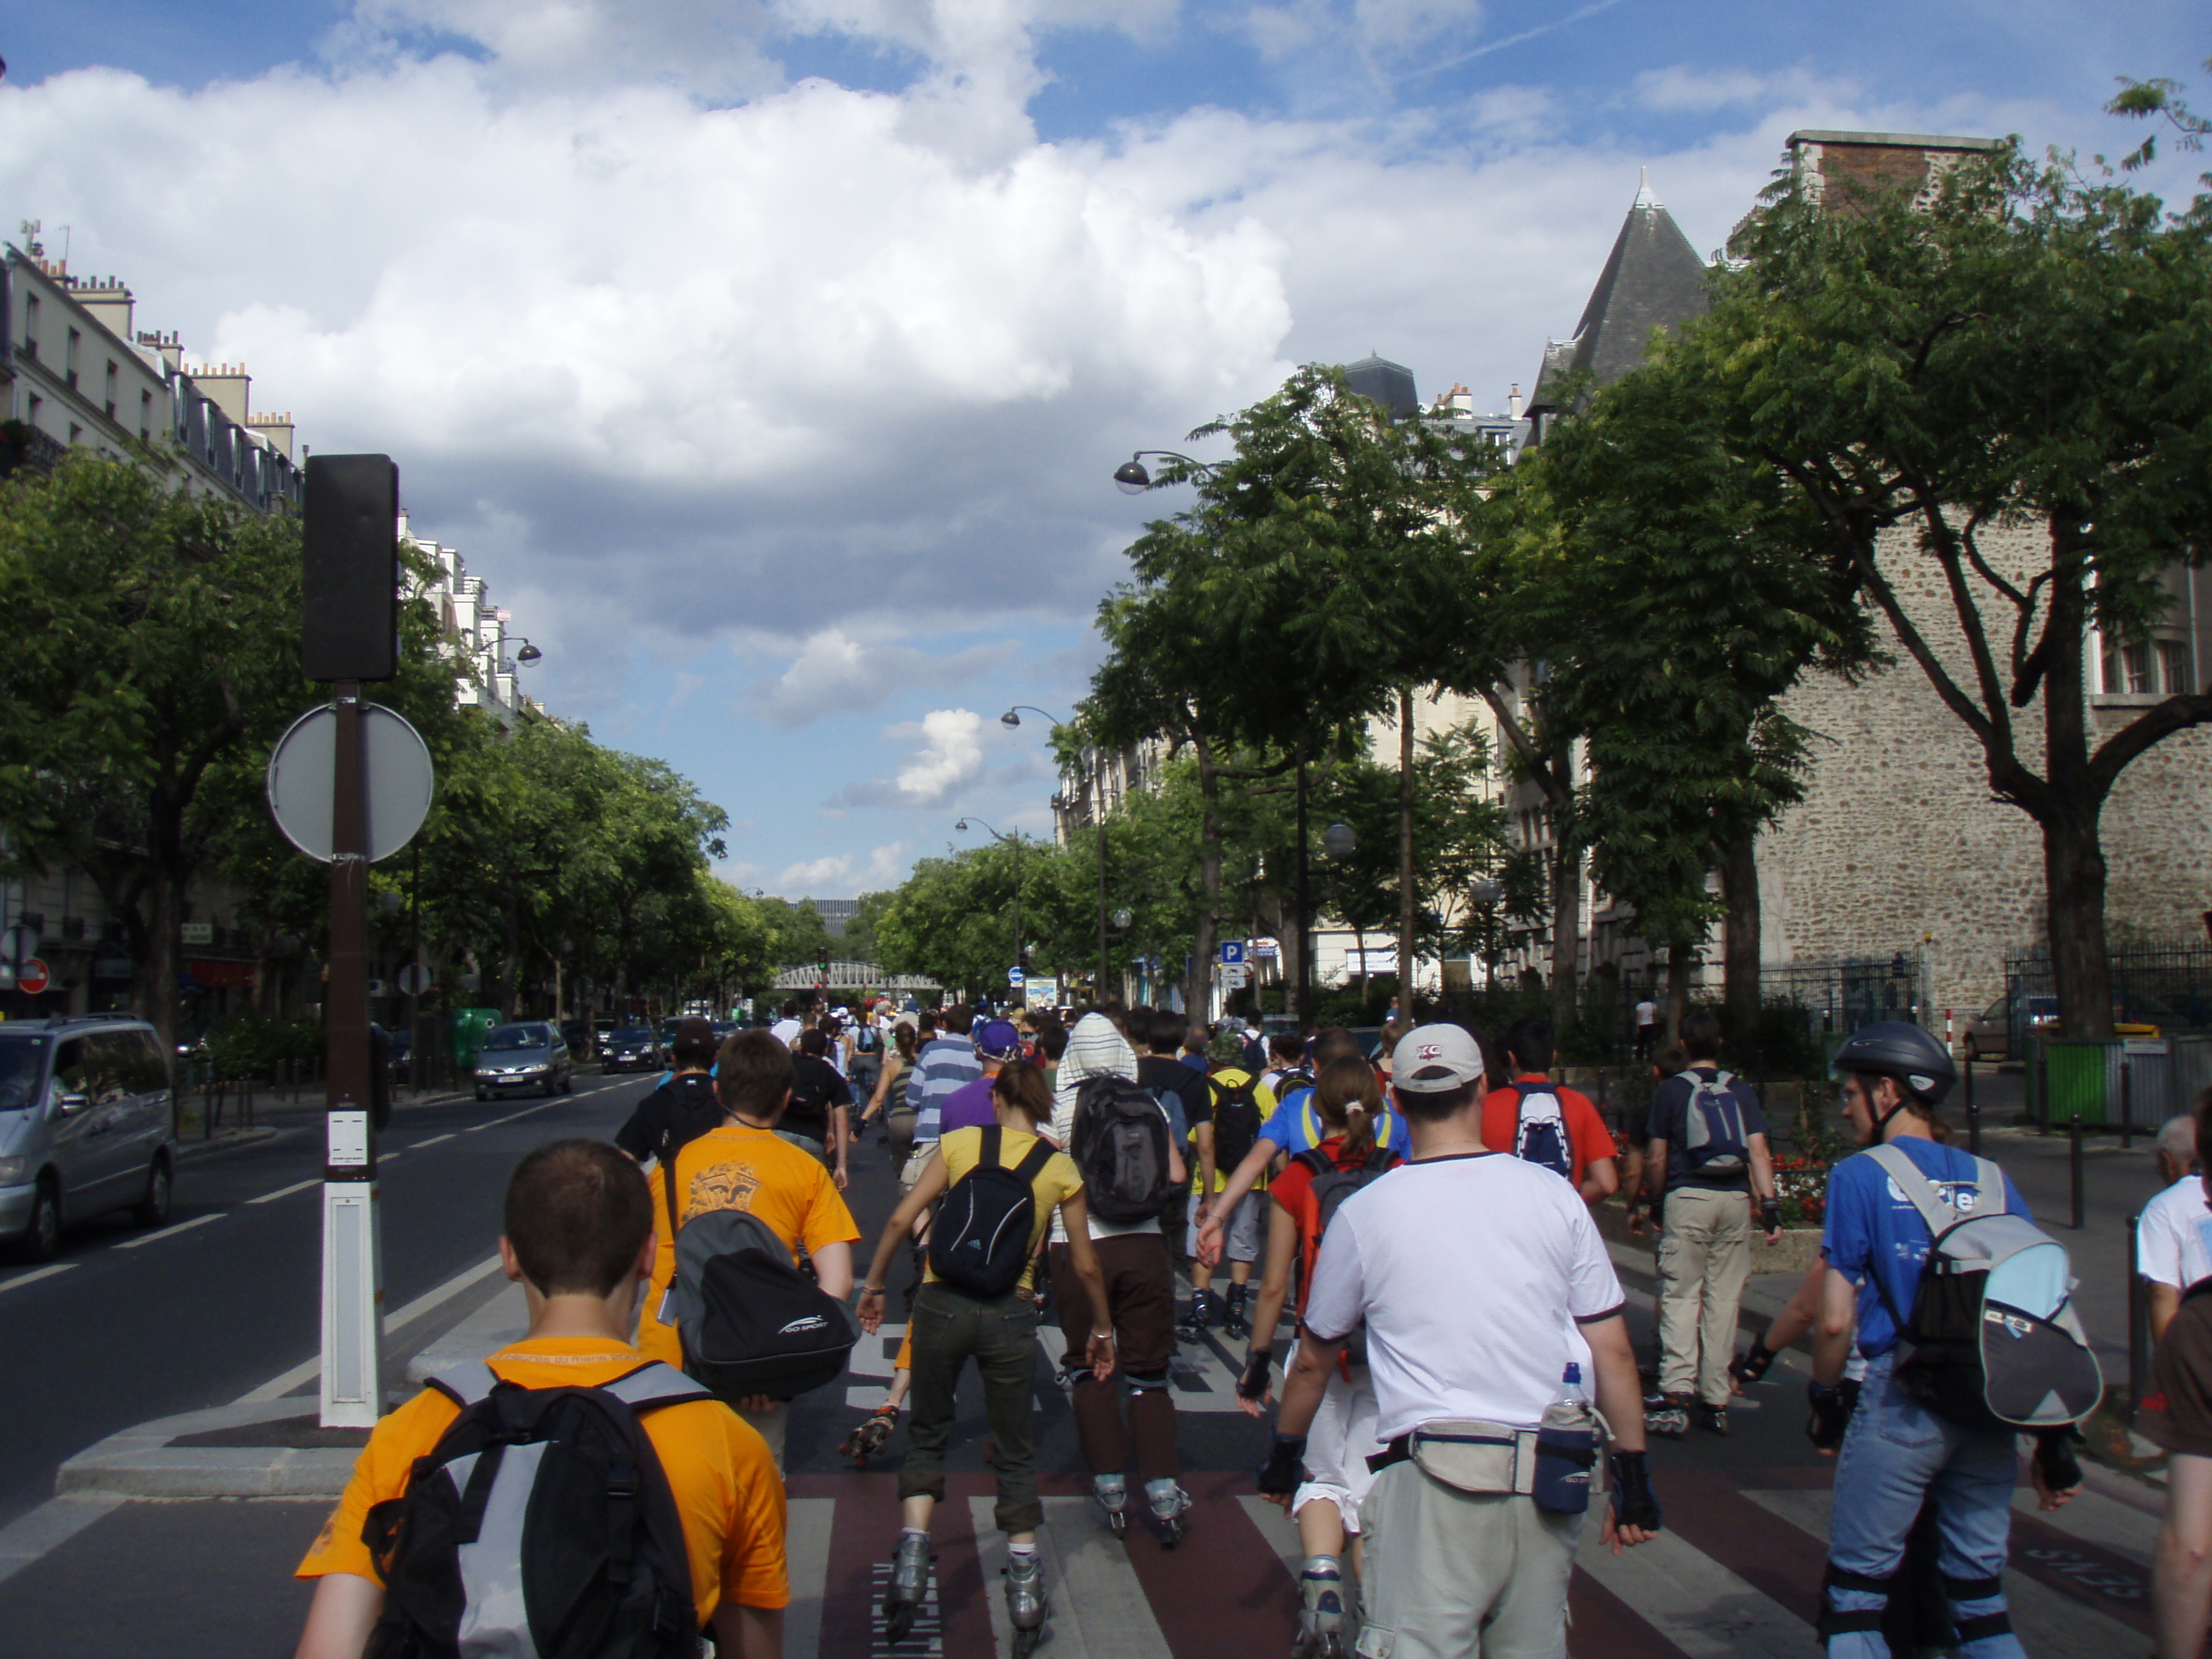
295, 1573, 382, 1659
857, 1156, 948, 1332
1059, 1193, 1118, 1381
711, 1602, 783, 1659
1274, 1329, 1341, 1439
1196, 1140, 1277, 1266
1238, 1205, 1299, 1417
1812, 1264, 1856, 1388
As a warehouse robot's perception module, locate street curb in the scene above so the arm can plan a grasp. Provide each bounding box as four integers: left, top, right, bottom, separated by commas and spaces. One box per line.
55, 1398, 361, 1500
174, 1127, 287, 1164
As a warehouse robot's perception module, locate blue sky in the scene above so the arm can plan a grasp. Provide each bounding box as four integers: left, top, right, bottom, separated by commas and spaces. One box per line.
4, 1, 2205, 896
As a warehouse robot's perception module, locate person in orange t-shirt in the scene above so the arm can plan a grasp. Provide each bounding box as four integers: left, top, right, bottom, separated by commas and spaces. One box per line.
639, 1029, 860, 1471
1479, 1015, 1619, 1202
295, 1139, 788, 1659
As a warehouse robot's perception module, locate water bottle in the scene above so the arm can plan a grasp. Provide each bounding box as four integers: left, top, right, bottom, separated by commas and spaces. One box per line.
1533, 1362, 1599, 1515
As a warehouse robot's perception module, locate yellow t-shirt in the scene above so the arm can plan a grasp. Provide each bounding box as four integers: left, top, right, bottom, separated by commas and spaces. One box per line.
641, 1122, 860, 1367
922, 1124, 1082, 1292
295, 1336, 788, 1620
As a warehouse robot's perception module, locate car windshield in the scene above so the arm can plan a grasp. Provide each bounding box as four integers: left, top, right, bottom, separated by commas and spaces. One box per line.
482, 1025, 548, 1051
0, 1036, 49, 1110
611, 1028, 651, 1043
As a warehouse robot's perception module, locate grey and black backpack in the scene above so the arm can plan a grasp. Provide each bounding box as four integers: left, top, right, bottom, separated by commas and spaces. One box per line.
361, 1361, 708, 1659
1867, 1143, 2102, 1431
1678, 1069, 1750, 1179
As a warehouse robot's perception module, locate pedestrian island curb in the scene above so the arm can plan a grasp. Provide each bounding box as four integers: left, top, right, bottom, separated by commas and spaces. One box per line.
55, 1399, 364, 1500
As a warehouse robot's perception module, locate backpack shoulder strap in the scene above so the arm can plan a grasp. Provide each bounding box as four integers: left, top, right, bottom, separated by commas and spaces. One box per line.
599, 1361, 716, 1411
980, 1123, 1003, 1168
1865, 1143, 1964, 1240
426, 1359, 500, 1410
1292, 1146, 1332, 1177
1971, 1156, 2007, 1216
1011, 1137, 1056, 1185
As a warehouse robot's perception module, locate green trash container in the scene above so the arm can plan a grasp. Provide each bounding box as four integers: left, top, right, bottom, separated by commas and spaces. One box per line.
450, 1007, 502, 1074
2044, 1041, 2116, 1125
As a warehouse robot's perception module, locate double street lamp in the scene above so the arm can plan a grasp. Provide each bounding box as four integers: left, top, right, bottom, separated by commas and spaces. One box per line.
953, 817, 1024, 1006
1002, 706, 1112, 1003
1112, 450, 1228, 495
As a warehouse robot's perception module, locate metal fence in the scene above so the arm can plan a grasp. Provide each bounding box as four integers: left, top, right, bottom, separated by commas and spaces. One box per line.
1760, 954, 1928, 1037
2003, 942, 2212, 1053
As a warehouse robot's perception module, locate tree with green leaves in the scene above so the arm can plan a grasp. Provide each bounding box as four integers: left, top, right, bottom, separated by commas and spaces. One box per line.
1694, 142, 2212, 1038
2108, 57, 2211, 176
0, 457, 313, 1044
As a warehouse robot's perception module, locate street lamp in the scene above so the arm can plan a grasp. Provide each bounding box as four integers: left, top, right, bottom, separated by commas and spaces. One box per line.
514, 639, 543, 665
1112, 450, 1226, 495
1002, 706, 1112, 1004
954, 817, 1025, 1002
1323, 823, 1358, 862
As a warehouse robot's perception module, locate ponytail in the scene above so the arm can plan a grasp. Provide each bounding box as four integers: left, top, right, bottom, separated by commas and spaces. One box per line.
1316, 1057, 1382, 1161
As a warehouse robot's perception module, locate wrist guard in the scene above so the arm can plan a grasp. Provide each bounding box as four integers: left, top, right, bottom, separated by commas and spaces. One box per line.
1238, 1349, 1272, 1402
1807, 1382, 1851, 1450
2035, 1425, 2085, 1493
1730, 1334, 1777, 1388
1608, 1450, 1661, 1531
1759, 1197, 1782, 1231
1257, 1434, 1306, 1498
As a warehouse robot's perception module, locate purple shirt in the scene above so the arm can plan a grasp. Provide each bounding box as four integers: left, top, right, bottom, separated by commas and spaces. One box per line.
938, 1075, 999, 1136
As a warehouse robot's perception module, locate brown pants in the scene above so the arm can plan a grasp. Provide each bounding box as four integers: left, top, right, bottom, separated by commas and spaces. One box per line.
1049, 1233, 1179, 1481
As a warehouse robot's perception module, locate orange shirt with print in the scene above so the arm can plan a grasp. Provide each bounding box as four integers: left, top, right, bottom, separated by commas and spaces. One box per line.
640, 1121, 860, 1367
295, 1336, 788, 1619
1480, 1076, 1618, 1190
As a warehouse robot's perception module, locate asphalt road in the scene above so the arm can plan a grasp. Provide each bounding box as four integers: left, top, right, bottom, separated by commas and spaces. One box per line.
0, 1068, 657, 1530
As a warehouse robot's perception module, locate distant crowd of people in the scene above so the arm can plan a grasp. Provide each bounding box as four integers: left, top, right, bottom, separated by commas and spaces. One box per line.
289, 984, 2212, 1659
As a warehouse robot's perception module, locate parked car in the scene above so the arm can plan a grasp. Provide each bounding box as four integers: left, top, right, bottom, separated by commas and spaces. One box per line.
559, 1020, 593, 1060
472, 1022, 573, 1100
600, 1026, 661, 1073
1959, 994, 2058, 1061
0, 1017, 178, 1262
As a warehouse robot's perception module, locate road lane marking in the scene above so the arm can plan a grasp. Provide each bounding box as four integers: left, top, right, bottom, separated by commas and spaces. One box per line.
247, 1178, 320, 1205
114, 1213, 223, 1249
976, 1496, 1172, 1658
467, 1100, 564, 1131
410, 1133, 454, 1149
0, 1495, 125, 1588
785, 1498, 834, 1659
233, 1252, 507, 1404
0, 1262, 77, 1295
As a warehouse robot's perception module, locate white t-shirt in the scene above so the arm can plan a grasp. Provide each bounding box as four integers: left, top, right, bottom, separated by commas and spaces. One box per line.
2139, 1172, 2212, 1290
1634, 1000, 1657, 1030
1303, 1152, 1626, 1442
770, 1018, 802, 1048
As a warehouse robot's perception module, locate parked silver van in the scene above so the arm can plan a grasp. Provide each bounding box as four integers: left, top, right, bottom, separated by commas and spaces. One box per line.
0, 1017, 178, 1262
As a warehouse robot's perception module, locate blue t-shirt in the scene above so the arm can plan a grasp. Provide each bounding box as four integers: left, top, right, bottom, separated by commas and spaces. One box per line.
1821, 1136, 2030, 1358
1257, 1084, 1414, 1159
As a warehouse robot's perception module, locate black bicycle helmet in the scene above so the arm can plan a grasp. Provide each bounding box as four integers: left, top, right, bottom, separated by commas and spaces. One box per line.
1831, 1020, 1956, 1107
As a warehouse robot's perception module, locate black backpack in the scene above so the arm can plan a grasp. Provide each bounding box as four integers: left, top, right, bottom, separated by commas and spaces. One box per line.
1070, 1074, 1177, 1223
649, 1074, 724, 1171
1294, 1143, 1401, 1361
362, 1362, 708, 1659
1210, 1073, 1265, 1179
662, 1158, 858, 1403
928, 1125, 1056, 1297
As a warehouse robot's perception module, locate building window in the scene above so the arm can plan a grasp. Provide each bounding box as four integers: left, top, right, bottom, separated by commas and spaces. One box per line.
68, 423, 82, 445
21, 294, 37, 358
2123, 641, 2154, 694
139, 388, 152, 441
66, 326, 80, 389
2161, 637, 2195, 696
27, 393, 42, 427
104, 361, 117, 420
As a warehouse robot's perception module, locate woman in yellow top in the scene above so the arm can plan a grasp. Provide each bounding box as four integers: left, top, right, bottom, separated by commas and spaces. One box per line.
858, 1061, 1115, 1653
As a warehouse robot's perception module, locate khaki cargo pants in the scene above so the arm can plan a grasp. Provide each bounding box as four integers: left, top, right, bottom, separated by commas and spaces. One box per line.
1655, 1184, 1753, 1407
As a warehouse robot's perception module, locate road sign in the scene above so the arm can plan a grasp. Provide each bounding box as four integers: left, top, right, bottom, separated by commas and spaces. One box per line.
1008, 966, 1025, 986
1252, 938, 1279, 959
17, 958, 50, 996
396, 963, 434, 996
1219, 940, 1246, 964
266, 702, 435, 863
1220, 963, 1249, 989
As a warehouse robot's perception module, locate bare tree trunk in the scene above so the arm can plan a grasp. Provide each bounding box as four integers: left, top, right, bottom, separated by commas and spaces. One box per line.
1397, 686, 1417, 1015
1185, 733, 1223, 1025
1663, 938, 1693, 1044
2037, 557, 2115, 1040
1719, 830, 1761, 1053
1550, 841, 1581, 1041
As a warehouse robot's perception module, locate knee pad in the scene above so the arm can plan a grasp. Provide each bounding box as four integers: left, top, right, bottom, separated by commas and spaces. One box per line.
1127, 1369, 1172, 1395
1817, 1564, 1894, 1640
1940, 1574, 2010, 1643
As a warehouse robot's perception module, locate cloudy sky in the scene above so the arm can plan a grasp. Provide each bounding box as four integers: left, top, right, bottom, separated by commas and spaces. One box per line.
4, 2, 2203, 898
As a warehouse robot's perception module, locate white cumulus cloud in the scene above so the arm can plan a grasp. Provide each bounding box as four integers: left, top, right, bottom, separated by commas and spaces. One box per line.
775, 840, 910, 894
745, 629, 1015, 727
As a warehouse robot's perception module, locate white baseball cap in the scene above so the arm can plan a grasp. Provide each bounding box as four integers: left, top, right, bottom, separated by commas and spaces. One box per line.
1391, 1024, 1485, 1093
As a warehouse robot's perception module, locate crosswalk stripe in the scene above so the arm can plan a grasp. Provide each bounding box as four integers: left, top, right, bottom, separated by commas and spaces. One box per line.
1575, 1517, 1822, 1657
786, 1497, 835, 1659
2012, 1483, 2161, 1562
972, 1496, 1174, 1658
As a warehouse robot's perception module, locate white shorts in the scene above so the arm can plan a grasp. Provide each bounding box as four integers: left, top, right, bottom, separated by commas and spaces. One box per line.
1190, 1191, 1262, 1263
1292, 1362, 1381, 1534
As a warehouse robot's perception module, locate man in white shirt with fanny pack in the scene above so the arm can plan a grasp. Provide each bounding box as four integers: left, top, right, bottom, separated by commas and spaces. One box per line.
1264, 1023, 1661, 1659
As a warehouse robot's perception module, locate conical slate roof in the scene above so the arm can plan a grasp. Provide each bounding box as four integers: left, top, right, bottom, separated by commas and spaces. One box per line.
1344, 354, 1419, 419
1527, 173, 1711, 429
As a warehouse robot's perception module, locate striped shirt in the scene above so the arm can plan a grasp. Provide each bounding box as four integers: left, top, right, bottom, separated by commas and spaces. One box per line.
910, 1036, 981, 1142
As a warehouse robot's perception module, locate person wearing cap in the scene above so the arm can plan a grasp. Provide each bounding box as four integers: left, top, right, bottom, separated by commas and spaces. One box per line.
937, 1020, 1026, 1136
1263, 1023, 1661, 1658
1812, 1021, 2080, 1658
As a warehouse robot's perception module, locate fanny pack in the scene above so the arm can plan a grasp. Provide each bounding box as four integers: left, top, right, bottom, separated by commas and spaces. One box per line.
1369, 1417, 1609, 1515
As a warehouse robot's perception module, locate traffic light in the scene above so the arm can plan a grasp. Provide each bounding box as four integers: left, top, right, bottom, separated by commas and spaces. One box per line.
302, 454, 399, 682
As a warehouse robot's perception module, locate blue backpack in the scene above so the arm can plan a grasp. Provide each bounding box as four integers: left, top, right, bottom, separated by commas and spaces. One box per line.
1509, 1080, 1574, 1180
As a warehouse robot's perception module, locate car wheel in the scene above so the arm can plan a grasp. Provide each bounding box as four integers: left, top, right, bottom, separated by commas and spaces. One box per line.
476, 1088, 489, 1102
133, 1156, 173, 1227
561, 1072, 574, 1095
19, 1179, 60, 1264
